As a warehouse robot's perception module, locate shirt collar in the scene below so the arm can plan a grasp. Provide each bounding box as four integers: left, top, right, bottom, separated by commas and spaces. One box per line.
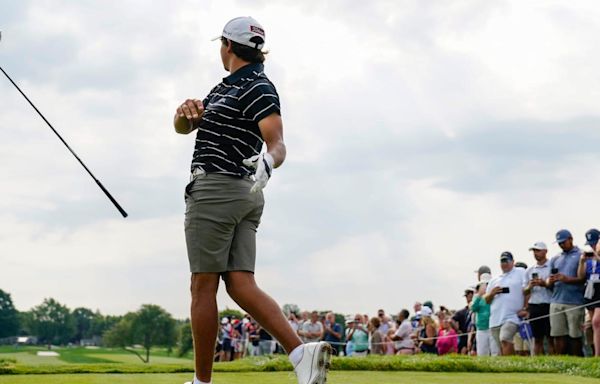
223, 63, 264, 85
561, 246, 580, 256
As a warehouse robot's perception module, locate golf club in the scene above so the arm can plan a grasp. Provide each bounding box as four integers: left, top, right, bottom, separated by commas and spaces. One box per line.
0, 31, 128, 218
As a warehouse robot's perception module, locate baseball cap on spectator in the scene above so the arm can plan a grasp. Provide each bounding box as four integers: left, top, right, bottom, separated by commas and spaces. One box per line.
515, 261, 528, 269
420, 306, 433, 317
529, 242, 547, 251
554, 229, 572, 244
479, 273, 492, 283
500, 251, 514, 262
221, 317, 229, 324
475, 265, 491, 275
464, 287, 476, 296
586, 229, 600, 246
213, 16, 266, 50
423, 301, 433, 310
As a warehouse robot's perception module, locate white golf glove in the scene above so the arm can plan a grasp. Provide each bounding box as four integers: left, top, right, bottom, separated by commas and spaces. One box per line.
243, 153, 274, 193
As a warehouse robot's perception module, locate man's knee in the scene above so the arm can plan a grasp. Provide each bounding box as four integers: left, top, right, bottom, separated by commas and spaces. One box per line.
224, 272, 256, 298
190, 273, 220, 296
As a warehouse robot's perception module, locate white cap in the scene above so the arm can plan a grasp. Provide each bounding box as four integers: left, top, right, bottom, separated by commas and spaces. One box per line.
479, 273, 492, 283
529, 241, 547, 251
221, 317, 229, 324
420, 306, 433, 317
213, 16, 266, 50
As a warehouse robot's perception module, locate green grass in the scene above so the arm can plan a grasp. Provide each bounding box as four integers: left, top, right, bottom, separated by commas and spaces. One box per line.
0, 372, 599, 384
2, 347, 600, 380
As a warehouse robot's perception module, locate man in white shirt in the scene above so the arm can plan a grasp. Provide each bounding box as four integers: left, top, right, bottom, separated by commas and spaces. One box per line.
485, 252, 528, 355
392, 309, 415, 355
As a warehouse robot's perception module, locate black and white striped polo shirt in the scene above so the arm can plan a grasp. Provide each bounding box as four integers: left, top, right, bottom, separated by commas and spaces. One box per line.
191, 63, 281, 177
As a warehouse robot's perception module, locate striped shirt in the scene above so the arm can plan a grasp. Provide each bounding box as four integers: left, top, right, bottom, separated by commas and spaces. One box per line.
191, 63, 281, 177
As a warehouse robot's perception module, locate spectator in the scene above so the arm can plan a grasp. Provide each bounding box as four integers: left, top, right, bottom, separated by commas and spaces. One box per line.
471, 272, 499, 356
377, 309, 393, 334
344, 318, 355, 356
231, 318, 244, 360
577, 244, 600, 357
297, 311, 309, 342
437, 318, 458, 355
219, 317, 233, 362
452, 288, 474, 354
323, 312, 342, 356
384, 328, 396, 355
368, 317, 385, 355
257, 324, 275, 355
299, 311, 323, 343
411, 302, 422, 328
585, 228, 600, 250
287, 311, 300, 334
524, 242, 554, 355
513, 262, 530, 356
476, 265, 492, 281
547, 229, 585, 356
485, 252, 527, 356
416, 307, 438, 354
246, 318, 260, 356
346, 314, 369, 357
393, 309, 415, 355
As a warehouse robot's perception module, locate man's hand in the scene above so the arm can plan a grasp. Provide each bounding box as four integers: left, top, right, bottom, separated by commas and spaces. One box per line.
174, 99, 204, 134
243, 153, 274, 193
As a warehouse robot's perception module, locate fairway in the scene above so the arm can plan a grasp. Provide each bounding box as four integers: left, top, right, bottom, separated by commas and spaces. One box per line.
0, 372, 598, 384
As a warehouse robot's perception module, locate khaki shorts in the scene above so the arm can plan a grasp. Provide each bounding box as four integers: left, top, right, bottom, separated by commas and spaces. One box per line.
184, 173, 264, 274
491, 321, 519, 345
513, 333, 529, 352
549, 303, 584, 338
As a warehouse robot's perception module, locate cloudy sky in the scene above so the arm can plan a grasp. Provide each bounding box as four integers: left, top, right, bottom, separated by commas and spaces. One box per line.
1, 0, 599, 320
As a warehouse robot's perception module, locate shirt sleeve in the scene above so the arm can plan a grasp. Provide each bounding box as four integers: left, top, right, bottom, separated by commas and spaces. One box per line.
238, 80, 281, 122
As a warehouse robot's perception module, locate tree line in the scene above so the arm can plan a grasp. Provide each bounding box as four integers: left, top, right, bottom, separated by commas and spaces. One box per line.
0, 288, 240, 363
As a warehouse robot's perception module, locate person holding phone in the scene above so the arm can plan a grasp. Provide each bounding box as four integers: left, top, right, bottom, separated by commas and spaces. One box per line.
524, 242, 554, 355
577, 244, 600, 356
546, 229, 585, 356
484, 252, 528, 355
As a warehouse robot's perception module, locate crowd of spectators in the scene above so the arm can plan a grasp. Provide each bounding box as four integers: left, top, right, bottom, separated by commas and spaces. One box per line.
216, 228, 600, 361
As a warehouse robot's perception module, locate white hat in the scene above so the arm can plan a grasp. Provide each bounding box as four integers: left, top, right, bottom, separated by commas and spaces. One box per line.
479, 273, 492, 283
529, 242, 547, 251
221, 317, 229, 324
420, 306, 433, 317
214, 16, 266, 50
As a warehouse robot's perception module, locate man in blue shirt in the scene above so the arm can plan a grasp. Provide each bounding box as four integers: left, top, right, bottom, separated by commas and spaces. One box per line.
547, 229, 585, 356
322, 312, 342, 356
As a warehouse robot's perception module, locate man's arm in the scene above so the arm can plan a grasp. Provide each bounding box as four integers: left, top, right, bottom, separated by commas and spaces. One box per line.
258, 113, 286, 168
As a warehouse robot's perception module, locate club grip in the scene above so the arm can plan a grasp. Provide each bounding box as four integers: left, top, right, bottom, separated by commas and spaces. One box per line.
95, 179, 128, 218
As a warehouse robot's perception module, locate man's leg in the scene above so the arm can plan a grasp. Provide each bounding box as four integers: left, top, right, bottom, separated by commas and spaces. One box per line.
224, 271, 302, 353
191, 273, 220, 383
593, 308, 600, 357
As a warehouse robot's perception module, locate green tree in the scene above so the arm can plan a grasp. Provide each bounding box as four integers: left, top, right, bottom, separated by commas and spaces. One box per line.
219, 308, 244, 320
104, 304, 176, 363
177, 321, 193, 357
0, 289, 19, 338
71, 307, 97, 342
26, 298, 75, 345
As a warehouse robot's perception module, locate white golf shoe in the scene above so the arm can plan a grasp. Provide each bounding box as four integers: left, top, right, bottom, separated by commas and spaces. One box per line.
293, 342, 332, 384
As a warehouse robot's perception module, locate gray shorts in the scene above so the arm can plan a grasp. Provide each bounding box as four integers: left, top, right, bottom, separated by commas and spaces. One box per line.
184, 173, 264, 274
491, 321, 519, 344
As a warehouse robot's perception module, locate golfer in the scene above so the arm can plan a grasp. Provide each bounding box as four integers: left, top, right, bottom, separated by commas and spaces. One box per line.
174, 17, 331, 384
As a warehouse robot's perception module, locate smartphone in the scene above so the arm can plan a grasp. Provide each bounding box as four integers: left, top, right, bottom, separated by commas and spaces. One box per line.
501, 287, 510, 294
551, 268, 559, 274
532, 273, 539, 279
